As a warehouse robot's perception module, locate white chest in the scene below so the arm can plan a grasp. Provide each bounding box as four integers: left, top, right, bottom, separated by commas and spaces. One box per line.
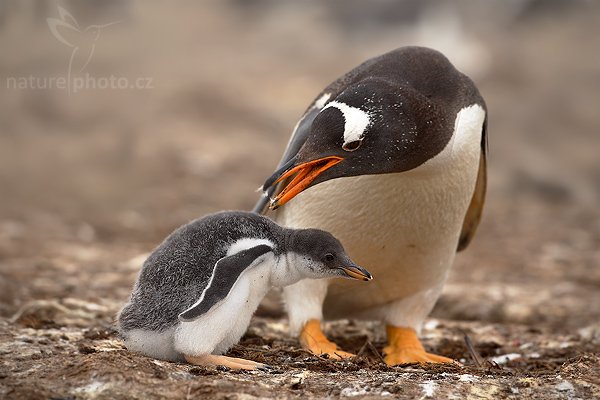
274, 105, 484, 313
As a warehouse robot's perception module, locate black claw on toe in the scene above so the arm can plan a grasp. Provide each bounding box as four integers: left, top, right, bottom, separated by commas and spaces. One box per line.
257, 364, 273, 371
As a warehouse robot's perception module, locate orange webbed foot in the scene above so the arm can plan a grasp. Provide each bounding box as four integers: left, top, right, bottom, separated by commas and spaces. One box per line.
383, 325, 458, 366
184, 354, 271, 371
299, 319, 355, 360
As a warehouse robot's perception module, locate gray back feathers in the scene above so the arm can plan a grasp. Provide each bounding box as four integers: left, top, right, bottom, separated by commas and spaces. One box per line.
118, 211, 284, 333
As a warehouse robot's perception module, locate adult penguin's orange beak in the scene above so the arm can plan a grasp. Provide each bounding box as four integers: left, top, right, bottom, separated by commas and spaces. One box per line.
263, 156, 343, 210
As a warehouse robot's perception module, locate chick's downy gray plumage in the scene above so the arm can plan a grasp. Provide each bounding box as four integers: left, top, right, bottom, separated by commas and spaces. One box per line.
117, 211, 370, 367
118, 212, 278, 333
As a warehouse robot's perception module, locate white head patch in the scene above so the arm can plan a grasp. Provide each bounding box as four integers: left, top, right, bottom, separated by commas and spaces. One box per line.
313, 93, 332, 109
322, 101, 371, 148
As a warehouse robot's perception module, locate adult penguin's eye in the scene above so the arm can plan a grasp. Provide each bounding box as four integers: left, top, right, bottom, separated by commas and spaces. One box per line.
324, 253, 335, 262
342, 139, 362, 151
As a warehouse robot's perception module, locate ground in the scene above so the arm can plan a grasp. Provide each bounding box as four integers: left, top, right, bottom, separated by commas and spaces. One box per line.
0, 1, 599, 399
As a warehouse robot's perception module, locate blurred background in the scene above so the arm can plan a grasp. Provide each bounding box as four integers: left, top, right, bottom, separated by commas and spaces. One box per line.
0, 0, 599, 332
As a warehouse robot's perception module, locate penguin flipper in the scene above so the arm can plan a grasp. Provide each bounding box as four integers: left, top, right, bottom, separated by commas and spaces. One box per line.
457, 118, 487, 252
253, 105, 322, 214
178, 244, 273, 321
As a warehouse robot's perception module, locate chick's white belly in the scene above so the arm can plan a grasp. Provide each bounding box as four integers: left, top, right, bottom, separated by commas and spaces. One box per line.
276, 167, 477, 318
175, 262, 272, 356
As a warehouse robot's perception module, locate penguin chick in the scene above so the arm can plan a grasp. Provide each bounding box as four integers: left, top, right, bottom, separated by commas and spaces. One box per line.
117, 211, 371, 371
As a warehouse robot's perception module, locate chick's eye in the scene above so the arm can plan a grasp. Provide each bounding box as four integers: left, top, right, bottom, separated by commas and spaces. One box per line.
342, 139, 362, 152
324, 253, 335, 262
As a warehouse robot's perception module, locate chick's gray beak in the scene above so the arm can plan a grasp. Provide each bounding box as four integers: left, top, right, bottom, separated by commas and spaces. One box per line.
339, 263, 372, 281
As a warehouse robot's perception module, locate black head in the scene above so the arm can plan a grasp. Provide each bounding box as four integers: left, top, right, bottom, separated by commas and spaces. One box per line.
286, 228, 372, 281
262, 47, 485, 209
300, 78, 451, 176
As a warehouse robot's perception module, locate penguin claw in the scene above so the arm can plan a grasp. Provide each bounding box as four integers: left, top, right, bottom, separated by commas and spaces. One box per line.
256, 363, 273, 371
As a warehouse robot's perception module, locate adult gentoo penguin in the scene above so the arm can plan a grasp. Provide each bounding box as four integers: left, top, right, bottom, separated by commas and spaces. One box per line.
117, 211, 371, 370
255, 46, 487, 365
